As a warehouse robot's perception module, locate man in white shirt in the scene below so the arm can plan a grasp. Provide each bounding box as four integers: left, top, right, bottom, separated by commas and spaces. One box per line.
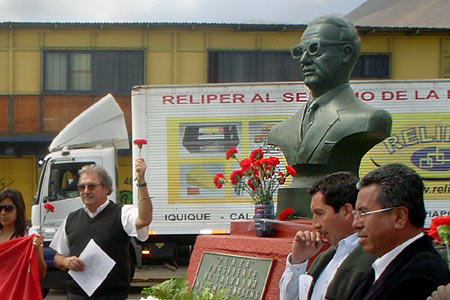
349, 163, 450, 300
279, 172, 375, 300
50, 158, 153, 300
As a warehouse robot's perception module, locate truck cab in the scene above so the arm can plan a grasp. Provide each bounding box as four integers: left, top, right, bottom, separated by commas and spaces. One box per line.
31, 94, 130, 292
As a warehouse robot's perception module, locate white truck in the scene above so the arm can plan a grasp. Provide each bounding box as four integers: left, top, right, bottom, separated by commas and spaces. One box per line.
32, 80, 450, 288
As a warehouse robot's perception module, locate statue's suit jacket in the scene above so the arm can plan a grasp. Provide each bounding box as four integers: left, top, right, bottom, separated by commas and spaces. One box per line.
268, 84, 392, 167
349, 235, 450, 300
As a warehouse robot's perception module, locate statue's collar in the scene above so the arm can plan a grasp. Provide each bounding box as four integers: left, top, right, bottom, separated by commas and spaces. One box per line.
308, 83, 349, 110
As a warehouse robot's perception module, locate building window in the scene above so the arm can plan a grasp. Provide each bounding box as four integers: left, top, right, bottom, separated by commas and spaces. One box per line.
208, 51, 390, 83
208, 50, 302, 83
352, 54, 390, 79
44, 50, 144, 94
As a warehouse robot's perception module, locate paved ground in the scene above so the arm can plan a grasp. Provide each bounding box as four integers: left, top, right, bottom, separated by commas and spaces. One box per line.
45, 265, 188, 300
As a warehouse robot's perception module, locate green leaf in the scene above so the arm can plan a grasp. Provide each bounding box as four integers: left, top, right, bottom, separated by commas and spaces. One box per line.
438, 225, 450, 244
141, 277, 242, 300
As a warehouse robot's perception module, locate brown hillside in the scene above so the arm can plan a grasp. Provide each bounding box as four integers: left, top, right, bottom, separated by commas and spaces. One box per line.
345, 0, 450, 27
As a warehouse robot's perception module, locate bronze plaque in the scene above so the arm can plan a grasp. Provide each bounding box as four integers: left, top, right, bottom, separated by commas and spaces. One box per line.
192, 252, 273, 300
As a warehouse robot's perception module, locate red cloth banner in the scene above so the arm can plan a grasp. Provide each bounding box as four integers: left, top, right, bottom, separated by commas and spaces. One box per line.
0, 235, 43, 300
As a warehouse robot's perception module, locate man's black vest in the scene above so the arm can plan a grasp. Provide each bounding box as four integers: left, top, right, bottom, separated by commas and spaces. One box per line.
66, 201, 130, 297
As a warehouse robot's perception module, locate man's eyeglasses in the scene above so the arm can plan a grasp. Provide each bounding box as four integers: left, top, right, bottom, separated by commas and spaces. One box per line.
0, 204, 15, 213
291, 39, 348, 59
77, 183, 102, 191
352, 207, 397, 221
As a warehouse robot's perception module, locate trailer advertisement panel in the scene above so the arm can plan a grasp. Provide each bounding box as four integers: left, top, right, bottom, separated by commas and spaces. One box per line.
132, 80, 450, 233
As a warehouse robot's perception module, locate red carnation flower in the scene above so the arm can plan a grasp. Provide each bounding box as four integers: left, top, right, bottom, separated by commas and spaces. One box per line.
230, 169, 243, 185
247, 179, 256, 190
277, 172, 286, 185
279, 207, 293, 221
40, 202, 55, 234
268, 156, 280, 167
286, 165, 297, 177
240, 158, 252, 172
133, 139, 147, 148
213, 173, 225, 189
250, 148, 264, 162
226, 147, 238, 160
44, 202, 55, 213
428, 216, 450, 243
133, 138, 148, 157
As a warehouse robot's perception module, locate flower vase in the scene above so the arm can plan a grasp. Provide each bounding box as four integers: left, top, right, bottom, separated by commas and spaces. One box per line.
254, 203, 275, 237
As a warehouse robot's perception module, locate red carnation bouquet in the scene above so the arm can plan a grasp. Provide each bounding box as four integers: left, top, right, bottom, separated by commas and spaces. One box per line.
428, 216, 450, 269
213, 147, 297, 204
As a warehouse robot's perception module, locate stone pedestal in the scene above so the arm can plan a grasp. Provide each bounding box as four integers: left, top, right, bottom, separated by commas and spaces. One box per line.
186, 219, 314, 300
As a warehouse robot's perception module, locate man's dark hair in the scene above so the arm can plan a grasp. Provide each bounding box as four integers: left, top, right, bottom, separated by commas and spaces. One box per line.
359, 163, 425, 227
78, 164, 113, 195
309, 171, 359, 212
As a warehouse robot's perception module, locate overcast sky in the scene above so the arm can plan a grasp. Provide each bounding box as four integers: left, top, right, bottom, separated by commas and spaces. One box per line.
0, 0, 367, 24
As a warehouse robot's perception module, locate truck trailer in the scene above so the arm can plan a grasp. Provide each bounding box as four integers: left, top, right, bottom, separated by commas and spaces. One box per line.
32, 79, 450, 290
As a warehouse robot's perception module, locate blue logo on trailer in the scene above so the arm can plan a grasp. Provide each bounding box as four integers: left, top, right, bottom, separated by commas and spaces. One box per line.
411, 147, 450, 171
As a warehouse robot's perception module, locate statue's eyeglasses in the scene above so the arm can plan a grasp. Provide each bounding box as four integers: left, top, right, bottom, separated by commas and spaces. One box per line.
291, 39, 348, 59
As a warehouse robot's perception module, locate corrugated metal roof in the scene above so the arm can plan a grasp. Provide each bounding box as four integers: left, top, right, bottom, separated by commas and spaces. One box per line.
0, 21, 449, 33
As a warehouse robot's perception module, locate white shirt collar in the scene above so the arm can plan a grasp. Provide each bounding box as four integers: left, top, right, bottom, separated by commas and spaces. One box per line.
336, 232, 360, 251
372, 232, 424, 281
83, 198, 110, 218
310, 232, 359, 300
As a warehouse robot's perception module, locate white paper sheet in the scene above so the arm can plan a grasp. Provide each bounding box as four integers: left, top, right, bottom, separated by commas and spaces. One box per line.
68, 239, 116, 297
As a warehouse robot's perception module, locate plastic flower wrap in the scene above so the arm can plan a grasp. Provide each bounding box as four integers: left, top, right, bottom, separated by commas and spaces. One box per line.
428, 216, 450, 269
214, 147, 297, 204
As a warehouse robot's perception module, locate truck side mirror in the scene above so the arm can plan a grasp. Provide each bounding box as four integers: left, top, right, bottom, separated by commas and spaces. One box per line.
45, 194, 57, 202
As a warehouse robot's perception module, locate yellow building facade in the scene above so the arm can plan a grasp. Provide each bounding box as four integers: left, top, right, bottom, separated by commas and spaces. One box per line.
0, 22, 449, 218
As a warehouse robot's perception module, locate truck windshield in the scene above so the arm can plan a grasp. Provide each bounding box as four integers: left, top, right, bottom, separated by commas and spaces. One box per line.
47, 161, 95, 201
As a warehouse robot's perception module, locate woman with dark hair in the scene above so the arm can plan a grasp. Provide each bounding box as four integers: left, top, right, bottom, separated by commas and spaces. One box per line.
0, 188, 47, 278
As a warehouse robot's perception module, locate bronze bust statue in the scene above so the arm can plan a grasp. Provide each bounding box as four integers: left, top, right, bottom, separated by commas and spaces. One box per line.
268, 16, 392, 215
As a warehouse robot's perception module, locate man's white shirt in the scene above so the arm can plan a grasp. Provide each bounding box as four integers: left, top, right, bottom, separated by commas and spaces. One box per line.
279, 233, 359, 300
372, 232, 424, 282
50, 199, 149, 256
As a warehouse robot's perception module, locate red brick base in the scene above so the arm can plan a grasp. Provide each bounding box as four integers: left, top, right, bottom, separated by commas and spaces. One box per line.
186, 220, 314, 300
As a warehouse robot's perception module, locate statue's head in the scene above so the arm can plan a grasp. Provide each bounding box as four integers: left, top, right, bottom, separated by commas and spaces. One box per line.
291, 16, 360, 98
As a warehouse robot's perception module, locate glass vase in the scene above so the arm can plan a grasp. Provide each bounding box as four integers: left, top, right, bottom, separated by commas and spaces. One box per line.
254, 203, 275, 237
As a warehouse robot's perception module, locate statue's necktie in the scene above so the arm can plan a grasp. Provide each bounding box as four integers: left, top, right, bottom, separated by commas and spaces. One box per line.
302, 101, 318, 138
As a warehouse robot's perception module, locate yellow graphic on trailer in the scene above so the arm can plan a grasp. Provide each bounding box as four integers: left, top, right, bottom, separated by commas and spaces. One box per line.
167, 116, 287, 204
360, 112, 450, 201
